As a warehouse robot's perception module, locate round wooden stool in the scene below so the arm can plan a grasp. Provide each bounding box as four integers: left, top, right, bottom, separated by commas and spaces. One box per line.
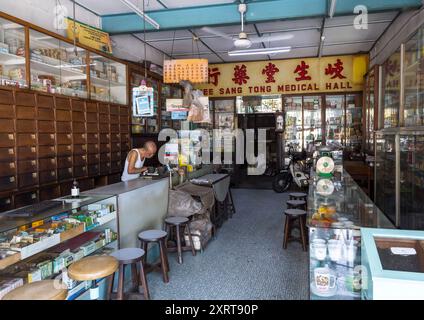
165, 217, 196, 264
2, 280, 68, 300
283, 209, 307, 251
286, 200, 306, 210
108, 248, 150, 300
68, 255, 118, 300
138, 230, 169, 283
289, 192, 307, 201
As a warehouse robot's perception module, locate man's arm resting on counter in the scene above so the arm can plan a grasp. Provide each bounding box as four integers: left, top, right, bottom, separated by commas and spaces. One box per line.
127, 150, 148, 174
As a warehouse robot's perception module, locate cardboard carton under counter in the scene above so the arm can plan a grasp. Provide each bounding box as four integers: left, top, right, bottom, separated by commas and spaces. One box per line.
361, 228, 424, 300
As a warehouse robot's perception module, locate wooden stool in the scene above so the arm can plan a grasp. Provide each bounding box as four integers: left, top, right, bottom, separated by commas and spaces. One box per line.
2, 280, 68, 300
286, 200, 306, 210
289, 192, 307, 201
68, 255, 118, 300
108, 248, 150, 300
283, 209, 307, 251
138, 230, 169, 283
165, 217, 196, 264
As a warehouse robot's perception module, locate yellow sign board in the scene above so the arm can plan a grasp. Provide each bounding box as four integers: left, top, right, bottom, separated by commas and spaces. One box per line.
66, 18, 112, 54
195, 54, 368, 97
163, 59, 209, 84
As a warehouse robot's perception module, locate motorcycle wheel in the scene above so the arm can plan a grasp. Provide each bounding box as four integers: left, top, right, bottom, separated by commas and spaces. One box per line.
272, 172, 292, 193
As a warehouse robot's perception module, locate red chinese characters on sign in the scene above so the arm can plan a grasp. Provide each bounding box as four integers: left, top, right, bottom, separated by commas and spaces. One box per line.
232, 64, 250, 85
262, 63, 280, 83
208, 67, 221, 86
325, 59, 347, 79
294, 60, 311, 81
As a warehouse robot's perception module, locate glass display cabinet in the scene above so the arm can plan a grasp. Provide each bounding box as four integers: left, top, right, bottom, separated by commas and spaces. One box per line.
345, 94, 363, 151
325, 95, 344, 146
0, 195, 118, 300
404, 29, 423, 127
382, 48, 401, 128
361, 228, 424, 300
303, 96, 322, 149
308, 169, 393, 300
364, 69, 376, 153
284, 96, 303, 152
30, 29, 88, 98
90, 53, 127, 104
376, 128, 424, 230
0, 13, 129, 105
0, 17, 26, 88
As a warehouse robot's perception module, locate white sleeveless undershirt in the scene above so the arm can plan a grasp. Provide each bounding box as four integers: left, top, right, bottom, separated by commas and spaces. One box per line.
121, 149, 145, 182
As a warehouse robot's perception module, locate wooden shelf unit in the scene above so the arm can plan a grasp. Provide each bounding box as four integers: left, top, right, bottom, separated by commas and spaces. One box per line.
0, 87, 130, 212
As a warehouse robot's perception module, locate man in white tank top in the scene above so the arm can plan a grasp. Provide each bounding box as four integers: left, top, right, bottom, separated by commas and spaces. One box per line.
121, 141, 157, 182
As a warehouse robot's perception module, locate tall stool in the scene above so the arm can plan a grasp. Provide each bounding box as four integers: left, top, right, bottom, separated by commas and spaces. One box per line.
108, 248, 150, 300
289, 192, 307, 201
165, 217, 196, 264
138, 230, 169, 283
283, 209, 307, 251
68, 255, 118, 300
286, 199, 306, 210
2, 280, 68, 300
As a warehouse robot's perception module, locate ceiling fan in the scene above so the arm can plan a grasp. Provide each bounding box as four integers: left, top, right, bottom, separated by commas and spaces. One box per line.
201, 2, 293, 55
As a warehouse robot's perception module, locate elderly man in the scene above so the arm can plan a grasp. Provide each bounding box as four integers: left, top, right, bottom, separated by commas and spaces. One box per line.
121, 141, 157, 182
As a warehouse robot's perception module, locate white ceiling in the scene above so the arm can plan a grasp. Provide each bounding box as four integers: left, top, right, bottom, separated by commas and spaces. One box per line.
75, 0, 400, 63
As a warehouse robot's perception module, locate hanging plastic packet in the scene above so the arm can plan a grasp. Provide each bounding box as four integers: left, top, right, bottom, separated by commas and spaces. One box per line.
132, 80, 154, 117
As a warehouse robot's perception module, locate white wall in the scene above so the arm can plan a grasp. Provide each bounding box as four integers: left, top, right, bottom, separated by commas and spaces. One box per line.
370, 3, 424, 67
0, 0, 166, 65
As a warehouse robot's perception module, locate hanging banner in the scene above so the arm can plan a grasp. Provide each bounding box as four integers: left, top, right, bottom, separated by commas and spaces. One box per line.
163, 59, 209, 84
66, 18, 113, 54
132, 86, 154, 117
195, 54, 368, 97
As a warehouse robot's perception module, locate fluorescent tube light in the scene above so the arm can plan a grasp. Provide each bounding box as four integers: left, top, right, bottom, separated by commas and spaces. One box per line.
329, 0, 337, 18
228, 46, 291, 56
120, 0, 160, 30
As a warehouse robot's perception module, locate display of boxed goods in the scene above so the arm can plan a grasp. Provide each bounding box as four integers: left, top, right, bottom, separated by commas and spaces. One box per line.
0, 278, 23, 300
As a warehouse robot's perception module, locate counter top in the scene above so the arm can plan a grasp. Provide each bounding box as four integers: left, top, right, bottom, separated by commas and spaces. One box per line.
83, 177, 168, 196
307, 169, 394, 229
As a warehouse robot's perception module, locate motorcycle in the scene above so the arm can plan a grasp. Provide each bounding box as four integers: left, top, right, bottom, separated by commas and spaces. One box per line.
272, 145, 313, 193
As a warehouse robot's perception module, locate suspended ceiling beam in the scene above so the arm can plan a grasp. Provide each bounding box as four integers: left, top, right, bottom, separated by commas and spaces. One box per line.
101, 0, 422, 34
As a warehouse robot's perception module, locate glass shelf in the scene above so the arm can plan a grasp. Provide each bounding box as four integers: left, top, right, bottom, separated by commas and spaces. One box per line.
0, 17, 26, 88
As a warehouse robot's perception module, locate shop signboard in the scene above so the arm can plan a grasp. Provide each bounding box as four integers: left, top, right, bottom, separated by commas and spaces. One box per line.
195, 54, 368, 97
66, 18, 112, 54
163, 59, 208, 84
